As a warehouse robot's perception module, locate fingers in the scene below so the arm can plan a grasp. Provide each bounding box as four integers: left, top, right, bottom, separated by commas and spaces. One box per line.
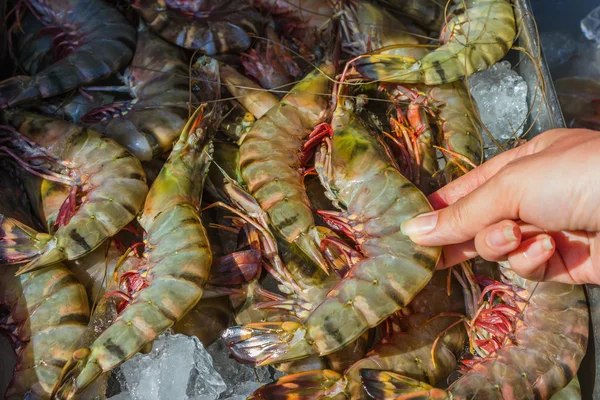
474, 220, 521, 261
426, 131, 557, 210
402, 168, 522, 246
507, 234, 555, 281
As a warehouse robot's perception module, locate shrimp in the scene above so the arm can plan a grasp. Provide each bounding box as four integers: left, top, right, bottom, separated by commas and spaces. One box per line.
241, 25, 306, 91
339, 1, 428, 61
249, 270, 466, 399
133, 0, 263, 54
81, 23, 193, 161
374, 0, 445, 31
249, 0, 336, 38
0, 0, 136, 108
361, 264, 589, 399
223, 93, 441, 365
384, 80, 483, 183
354, 0, 517, 85
0, 111, 148, 273
0, 264, 90, 400
237, 65, 337, 273
52, 103, 218, 399
0, 168, 90, 400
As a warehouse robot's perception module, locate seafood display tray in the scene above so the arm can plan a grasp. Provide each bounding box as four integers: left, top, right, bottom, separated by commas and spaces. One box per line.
511, 0, 597, 397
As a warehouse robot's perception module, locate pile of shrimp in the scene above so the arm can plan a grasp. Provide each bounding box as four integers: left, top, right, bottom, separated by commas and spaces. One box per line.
0, 0, 588, 399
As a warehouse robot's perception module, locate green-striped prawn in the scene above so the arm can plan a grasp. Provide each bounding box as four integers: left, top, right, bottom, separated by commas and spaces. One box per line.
354, 0, 517, 85
52, 102, 218, 399
222, 91, 441, 365
0, 111, 148, 273
361, 264, 589, 400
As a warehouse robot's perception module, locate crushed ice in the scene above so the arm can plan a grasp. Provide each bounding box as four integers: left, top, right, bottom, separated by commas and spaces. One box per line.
468, 61, 529, 160
582, 6, 600, 45
108, 331, 283, 400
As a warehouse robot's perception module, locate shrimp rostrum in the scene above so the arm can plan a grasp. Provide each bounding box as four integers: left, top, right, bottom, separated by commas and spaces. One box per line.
53, 100, 219, 399
223, 95, 441, 365
0, 111, 148, 273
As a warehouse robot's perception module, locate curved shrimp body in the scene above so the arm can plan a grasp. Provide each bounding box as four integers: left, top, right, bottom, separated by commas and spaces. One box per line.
354, 0, 516, 85
0, 264, 89, 400
249, 271, 465, 400
385, 81, 483, 182
133, 0, 262, 54
0, 0, 136, 108
224, 99, 440, 365
53, 106, 216, 399
0, 111, 148, 273
428, 82, 483, 179
238, 65, 335, 272
361, 266, 589, 400
82, 24, 193, 161
340, 1, 428, 61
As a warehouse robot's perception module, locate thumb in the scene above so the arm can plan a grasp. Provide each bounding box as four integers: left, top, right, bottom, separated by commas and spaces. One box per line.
401, 168, 522, 246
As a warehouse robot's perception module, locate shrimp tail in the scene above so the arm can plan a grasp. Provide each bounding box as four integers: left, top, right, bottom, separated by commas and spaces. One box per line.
221, 321, 315, 366
51, 348, 99, 400
359, 369, 450, 400
249, 369, 346, 399
0, 214, 64, 271
0, 75, 37, 108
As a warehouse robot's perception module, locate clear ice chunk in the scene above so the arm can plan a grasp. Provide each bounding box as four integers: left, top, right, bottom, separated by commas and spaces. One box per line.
540, 31, 577, 68
110, 331, 227, 400
582, 6, 600, 45
468, 61, 529, 160
107, 334, 285, 400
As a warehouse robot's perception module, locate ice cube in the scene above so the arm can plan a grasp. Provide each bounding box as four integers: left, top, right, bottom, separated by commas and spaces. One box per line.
207, 339, 284, 399
111, 331, 227, 400
468, 61, 528, 160
540, 32, 577, 68
582, 6, 600, 45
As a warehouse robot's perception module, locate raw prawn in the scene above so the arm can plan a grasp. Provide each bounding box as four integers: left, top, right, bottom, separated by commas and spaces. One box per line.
249, 270, 466, 399
223, 94, 441, 365
237, 65, 337, 273
53, 103, 218, 398
0, 111, 148, 273
133, 0, 263, 54
354, 0, 517, 84
81, 24, 194, 161
0, 0, 136, 108
361, 264, 589, 399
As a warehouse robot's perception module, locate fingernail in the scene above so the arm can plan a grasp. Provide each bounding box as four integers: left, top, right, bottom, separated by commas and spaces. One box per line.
486, 225, 519, 248
401, 212, 438, 236
524, 236, 554, 259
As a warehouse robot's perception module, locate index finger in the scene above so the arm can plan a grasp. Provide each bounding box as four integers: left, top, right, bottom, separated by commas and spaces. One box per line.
428, 139, 539, 209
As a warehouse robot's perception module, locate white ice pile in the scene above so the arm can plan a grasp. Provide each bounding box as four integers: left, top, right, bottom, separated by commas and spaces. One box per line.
582, 6, 600, 45
468, 61, 528, 160
109, 331, 283, 400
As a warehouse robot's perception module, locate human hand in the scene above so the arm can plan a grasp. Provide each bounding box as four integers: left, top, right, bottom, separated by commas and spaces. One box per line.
401, 128, 600, 284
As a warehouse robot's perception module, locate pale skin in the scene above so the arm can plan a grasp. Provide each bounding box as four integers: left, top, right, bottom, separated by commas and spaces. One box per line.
401, 128, 600, 285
